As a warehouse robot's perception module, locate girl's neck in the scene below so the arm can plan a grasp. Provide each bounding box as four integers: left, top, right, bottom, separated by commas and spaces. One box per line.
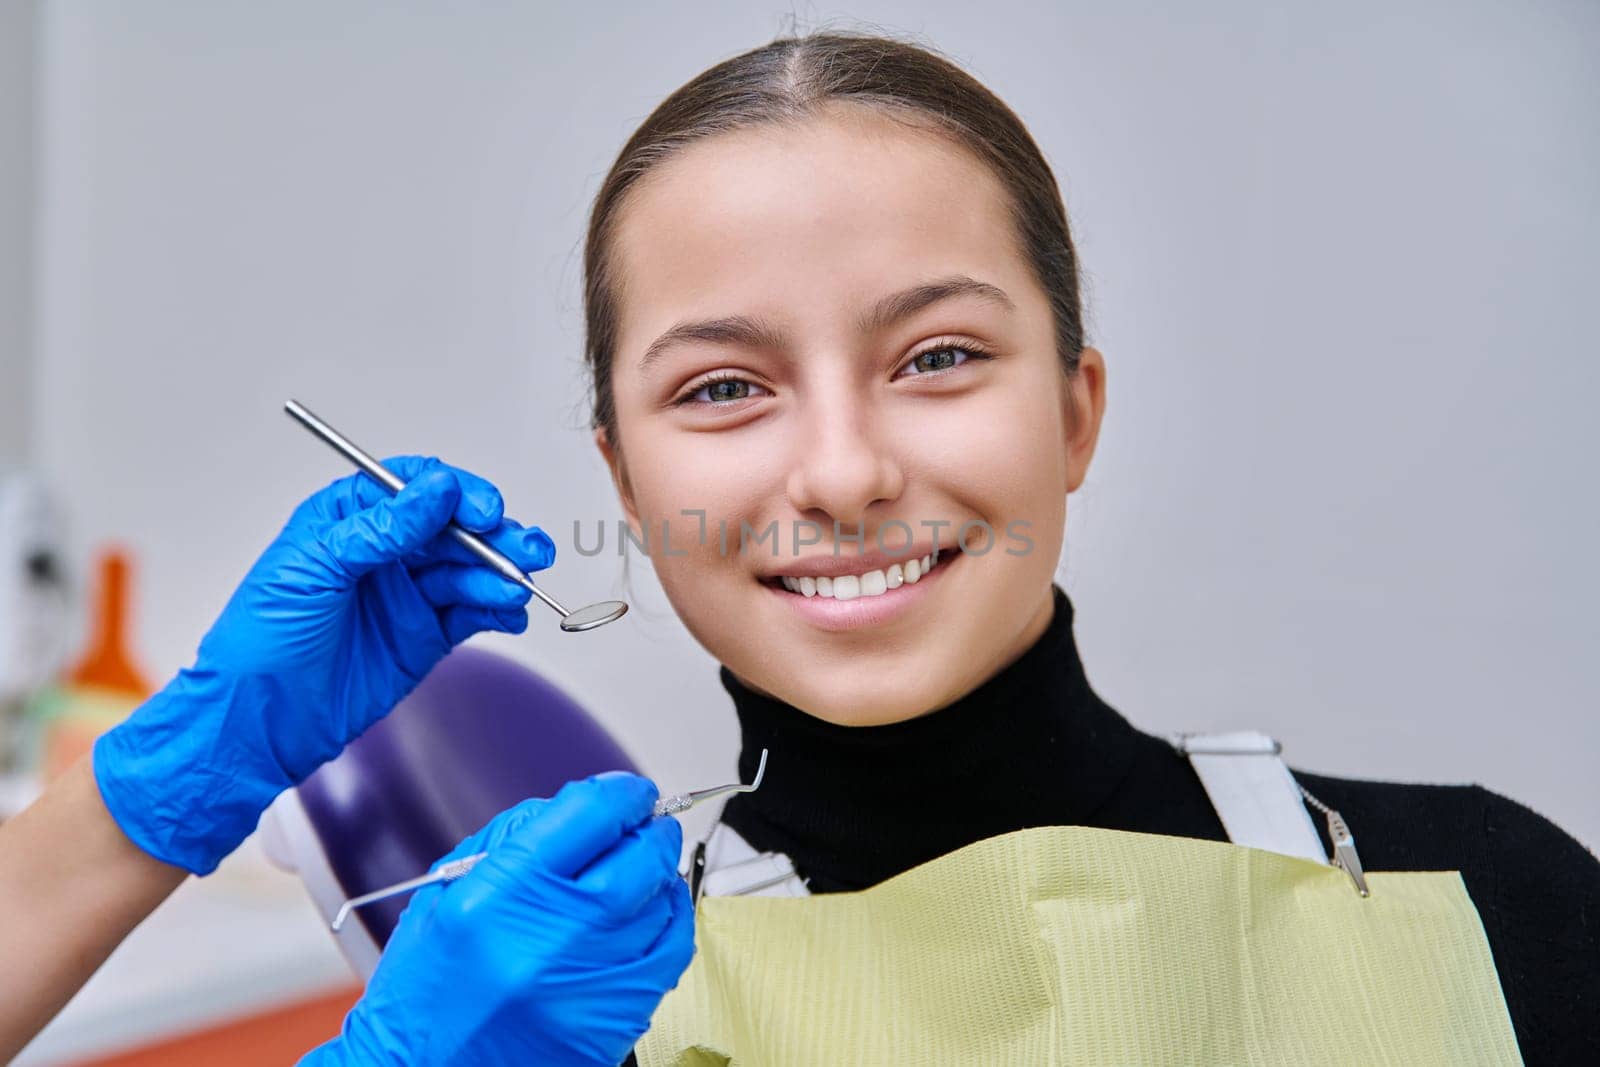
717, 584, 1146, 891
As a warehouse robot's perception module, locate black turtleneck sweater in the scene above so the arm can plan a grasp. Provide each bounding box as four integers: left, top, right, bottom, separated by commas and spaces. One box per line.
699, 585, 1598, 1065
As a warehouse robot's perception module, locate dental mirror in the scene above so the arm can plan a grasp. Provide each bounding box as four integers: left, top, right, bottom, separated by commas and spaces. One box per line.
284, 399, 629, 633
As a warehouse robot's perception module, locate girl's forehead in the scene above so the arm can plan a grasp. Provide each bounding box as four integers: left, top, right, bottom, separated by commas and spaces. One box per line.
609, 114, 1020, 317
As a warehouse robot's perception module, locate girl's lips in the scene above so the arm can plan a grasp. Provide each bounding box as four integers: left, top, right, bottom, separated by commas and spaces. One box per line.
760, 550, 958, 632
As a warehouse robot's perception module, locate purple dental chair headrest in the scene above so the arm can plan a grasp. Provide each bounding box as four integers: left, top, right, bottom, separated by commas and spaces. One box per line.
262, 645, 638, 975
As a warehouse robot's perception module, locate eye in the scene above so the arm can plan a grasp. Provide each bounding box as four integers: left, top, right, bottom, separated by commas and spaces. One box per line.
675, 372, 770, 407
896, 341, 993, 378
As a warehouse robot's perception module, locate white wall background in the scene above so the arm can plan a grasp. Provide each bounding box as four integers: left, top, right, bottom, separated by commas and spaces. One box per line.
22, 0, 1599, 850
1, 0, 35, 464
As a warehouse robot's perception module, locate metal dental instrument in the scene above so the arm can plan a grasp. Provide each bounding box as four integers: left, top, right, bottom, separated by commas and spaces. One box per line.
329, 749, 769, 932
284, 399, 628, 632
651, 748, 769, 816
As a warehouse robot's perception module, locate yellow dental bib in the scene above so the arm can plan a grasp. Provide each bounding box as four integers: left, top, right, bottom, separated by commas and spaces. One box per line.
636, 824, 1520, 1066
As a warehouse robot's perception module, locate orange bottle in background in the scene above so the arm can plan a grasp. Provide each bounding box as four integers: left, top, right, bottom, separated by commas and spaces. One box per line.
39, 547, 154, 780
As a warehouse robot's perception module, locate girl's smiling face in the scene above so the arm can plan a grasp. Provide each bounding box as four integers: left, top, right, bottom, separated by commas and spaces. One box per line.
598, 105, 1105, 726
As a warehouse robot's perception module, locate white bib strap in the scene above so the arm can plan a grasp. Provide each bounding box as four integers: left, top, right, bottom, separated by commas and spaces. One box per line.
1168, 730, 1326, 863
696, 728, 1342, 898
691, 821, 811, 899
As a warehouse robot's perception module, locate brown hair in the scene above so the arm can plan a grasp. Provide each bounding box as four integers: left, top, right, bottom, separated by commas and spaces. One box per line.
582, 30, 1085, 451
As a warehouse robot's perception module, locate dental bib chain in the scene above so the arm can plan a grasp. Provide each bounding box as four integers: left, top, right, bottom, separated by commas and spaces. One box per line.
1297, 782, 1370, 897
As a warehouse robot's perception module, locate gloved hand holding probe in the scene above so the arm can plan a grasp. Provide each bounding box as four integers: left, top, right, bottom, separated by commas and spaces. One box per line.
302, 773, 695, 1066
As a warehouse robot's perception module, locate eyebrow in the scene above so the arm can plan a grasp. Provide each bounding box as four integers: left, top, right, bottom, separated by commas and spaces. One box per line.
637, 275, 1015, 375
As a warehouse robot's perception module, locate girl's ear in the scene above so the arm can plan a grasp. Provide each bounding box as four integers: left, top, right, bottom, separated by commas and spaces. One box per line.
1064, 346, 1107, 493
594, 426, 644, 532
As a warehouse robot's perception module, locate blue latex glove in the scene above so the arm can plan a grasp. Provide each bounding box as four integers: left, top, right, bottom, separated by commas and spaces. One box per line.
94, 456, 556, 874
302, 772, 696, 1067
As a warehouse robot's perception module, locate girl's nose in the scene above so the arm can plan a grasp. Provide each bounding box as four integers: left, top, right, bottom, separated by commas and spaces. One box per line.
784, 393, 905, 532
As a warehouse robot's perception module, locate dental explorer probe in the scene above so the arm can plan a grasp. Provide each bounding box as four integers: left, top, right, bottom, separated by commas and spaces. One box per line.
329, 749, 769, 932
284, 399, 628, 632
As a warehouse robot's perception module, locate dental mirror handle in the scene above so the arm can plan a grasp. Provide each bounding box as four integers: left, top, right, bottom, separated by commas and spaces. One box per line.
283, 399, 571, 617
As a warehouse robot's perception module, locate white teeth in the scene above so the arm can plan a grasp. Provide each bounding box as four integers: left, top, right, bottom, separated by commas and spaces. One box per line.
775, 553, 947, 602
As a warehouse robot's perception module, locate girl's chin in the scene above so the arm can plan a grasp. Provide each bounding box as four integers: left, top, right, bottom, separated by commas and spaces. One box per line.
731, 656, 956, 727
